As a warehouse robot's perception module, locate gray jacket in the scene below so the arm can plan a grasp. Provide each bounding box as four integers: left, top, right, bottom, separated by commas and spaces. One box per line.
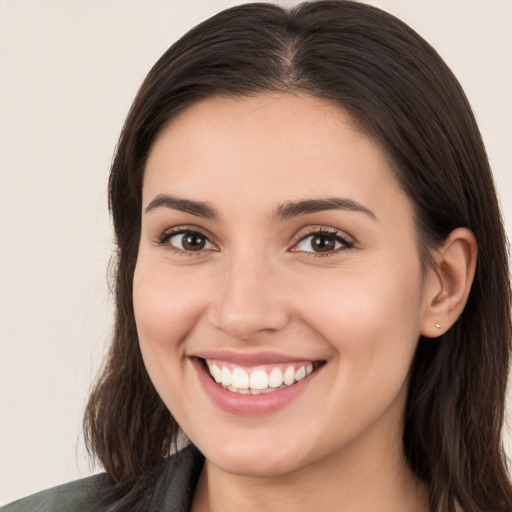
2, 445, 204, 512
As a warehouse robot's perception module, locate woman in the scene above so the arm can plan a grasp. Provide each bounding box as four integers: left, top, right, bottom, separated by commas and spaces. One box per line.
5, 1, 511, 511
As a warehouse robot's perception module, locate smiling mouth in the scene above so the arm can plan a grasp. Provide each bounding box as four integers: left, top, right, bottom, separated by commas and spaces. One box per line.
198, 358, 325, 395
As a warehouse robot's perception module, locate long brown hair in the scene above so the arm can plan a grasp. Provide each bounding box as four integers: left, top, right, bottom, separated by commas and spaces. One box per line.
84, 2, 512, 510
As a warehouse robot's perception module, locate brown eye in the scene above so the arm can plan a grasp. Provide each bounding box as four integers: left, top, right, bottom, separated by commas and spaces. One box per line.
167, 231, 213, 252
182, 233, 206, 251
293, 230, 352, 254
310, 234, 337, 252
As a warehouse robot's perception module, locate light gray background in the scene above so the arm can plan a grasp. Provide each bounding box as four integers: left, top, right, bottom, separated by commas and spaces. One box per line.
1, 0, 511, 504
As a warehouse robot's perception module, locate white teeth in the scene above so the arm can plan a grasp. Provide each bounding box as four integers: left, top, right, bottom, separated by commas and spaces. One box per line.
249, 370, 269, 390
231, 368, 249, 389
268, 367, 283, 388
221, 366, 232, 386
210, 363, 222, 383
283, 366, 295, 386
295, 366, 306, 381
206, 359, 318, 393
255, 387, 277, 394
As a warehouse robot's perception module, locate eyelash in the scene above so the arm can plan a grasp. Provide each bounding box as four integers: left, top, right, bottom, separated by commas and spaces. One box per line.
291, 227, 354, 257
155, 228, 217, 256
155, 226, 354, 257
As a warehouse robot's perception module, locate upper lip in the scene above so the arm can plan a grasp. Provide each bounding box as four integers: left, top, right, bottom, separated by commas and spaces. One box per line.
192, 350, 322, 366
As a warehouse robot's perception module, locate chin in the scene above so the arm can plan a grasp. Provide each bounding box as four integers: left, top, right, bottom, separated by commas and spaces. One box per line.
194, 429, 309, 478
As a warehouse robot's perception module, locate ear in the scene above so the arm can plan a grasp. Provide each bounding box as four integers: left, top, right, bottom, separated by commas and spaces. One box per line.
421, 228, 477, 338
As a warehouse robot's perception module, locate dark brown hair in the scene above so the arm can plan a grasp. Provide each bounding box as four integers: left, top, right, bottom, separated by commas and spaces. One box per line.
84, 2, 512, 510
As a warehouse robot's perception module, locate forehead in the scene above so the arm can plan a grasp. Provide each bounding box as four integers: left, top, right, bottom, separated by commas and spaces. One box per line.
143, 93, 410, 220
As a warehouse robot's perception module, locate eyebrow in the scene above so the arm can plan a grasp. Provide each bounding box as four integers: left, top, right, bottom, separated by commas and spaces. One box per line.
144, 194, 220, 220
144, 194, 376, 223
273, 197, 376, 222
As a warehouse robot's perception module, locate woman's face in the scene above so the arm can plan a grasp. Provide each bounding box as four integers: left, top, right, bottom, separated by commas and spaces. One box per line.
134, 93, 433, 478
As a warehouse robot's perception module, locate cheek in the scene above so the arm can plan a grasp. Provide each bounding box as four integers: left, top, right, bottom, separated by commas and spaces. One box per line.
294, 260, 424, 364
133, 262, 209, 354
289, 262, 424, 442
132, 260, 213, 419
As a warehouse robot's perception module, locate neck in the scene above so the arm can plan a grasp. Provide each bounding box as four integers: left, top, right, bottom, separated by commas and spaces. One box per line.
191, 433, 429, 512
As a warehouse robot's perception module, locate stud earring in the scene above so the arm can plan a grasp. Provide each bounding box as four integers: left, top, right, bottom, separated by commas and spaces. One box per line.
435, 322, 441, 329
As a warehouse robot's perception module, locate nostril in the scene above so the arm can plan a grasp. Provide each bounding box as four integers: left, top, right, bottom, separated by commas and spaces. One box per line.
208, 303, 290, 341
207, 268, 290, 340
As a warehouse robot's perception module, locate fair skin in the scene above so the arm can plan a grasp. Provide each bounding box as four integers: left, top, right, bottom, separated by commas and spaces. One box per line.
133, 93, 476, 512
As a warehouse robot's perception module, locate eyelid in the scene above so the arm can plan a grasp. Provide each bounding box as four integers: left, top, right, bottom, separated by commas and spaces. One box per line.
289, 226, 355, 255
154, 225, 218, 253
152, 224, 354, 256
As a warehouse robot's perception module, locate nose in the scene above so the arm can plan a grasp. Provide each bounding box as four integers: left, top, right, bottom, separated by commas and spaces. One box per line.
208, 252, 290, 341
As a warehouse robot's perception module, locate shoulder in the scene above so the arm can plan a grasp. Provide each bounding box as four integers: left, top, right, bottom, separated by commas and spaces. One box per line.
1, 473, 111, 512
2, 445, 204, 512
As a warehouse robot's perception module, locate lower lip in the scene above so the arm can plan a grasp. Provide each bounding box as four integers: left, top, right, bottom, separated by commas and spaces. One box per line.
191, 357, 322, 416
